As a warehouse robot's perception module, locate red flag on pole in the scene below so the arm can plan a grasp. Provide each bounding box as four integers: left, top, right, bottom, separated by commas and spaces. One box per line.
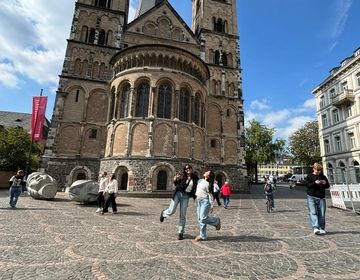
31, 96, 47, 141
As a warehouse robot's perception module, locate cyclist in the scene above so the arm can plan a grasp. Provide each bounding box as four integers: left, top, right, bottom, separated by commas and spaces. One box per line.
264, 179, 275, 210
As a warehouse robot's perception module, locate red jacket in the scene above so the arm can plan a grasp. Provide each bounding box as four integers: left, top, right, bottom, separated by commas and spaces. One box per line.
220, 183, 232, 196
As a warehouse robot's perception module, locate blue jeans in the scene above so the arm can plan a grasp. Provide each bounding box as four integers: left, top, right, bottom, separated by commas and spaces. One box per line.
9, 186, 22, 208
222, 196, 230, 208
196, 198, 220, 240
307, 195, 326, 230
162, 192, 189, 234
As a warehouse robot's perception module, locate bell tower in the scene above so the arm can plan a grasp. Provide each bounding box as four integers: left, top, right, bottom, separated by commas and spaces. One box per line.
192, 0, 247, 186
42, 0, 129, 187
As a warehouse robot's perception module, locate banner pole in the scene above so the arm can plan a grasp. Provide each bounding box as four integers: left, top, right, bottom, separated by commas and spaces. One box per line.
25, 89, 43, 180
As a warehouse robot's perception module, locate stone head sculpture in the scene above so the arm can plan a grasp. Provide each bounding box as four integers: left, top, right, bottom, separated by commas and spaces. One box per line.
26, 172, 58, 200
67, 180, 99, 204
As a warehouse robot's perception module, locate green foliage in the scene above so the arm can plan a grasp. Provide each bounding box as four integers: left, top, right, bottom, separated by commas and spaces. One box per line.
288, 120, 321, 166
245, 120, 286, 181
0, 127, 42, 172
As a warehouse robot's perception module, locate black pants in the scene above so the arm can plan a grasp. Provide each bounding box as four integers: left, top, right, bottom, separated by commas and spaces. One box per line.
214, 192, 221, 206
97, 191, 105, 208
103, 193, 117, 213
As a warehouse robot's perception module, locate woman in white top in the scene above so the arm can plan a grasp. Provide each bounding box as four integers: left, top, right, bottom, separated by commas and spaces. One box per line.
102, 174, 118, 214
194, 170, 221, 241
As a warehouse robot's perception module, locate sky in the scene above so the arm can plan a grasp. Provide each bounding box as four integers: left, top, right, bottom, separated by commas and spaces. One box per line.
0, 0, 359, 141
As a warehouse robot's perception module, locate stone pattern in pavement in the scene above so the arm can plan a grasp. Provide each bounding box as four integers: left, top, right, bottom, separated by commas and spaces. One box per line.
0, 183, 359, 280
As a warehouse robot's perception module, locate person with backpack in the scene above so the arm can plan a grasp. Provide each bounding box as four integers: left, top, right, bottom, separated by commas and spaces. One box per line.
264, 179, 275, 210
220, 181, 232, 209
9, 170, 26, 209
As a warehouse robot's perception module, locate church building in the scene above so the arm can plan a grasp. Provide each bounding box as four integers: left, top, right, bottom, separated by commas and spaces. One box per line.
41, 0, 247, 192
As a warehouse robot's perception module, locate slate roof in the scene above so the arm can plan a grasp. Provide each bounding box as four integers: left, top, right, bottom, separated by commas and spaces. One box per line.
0, 111, 49, 134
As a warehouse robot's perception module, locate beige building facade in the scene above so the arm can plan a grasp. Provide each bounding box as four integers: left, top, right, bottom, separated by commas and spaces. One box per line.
313, 47, 360, 184
42, 0, 247, 192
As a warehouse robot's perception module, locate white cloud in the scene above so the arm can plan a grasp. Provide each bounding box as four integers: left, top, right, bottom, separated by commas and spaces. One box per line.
278, 115, 315, 139
0, 0, 73, 89
249, 99, 270, 110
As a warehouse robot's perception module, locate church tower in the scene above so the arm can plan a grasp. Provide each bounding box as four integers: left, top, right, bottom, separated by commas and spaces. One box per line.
42, 0, 129, 187
192, 0, 246, 184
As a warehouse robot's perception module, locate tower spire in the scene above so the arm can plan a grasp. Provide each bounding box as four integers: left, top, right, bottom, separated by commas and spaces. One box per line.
135, 0, 165, 18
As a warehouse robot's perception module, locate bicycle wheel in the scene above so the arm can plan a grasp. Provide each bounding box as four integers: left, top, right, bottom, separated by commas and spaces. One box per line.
266, 199, 271, 213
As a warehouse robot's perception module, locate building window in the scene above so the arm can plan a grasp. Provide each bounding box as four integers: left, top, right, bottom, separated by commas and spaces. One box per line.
332, 109, 340, 123
341, 81, 348, 91
193, 94, 201, 125
329, 88, 336, 97
75, 90, 80, 102
135, 82, 149, 117
319, 95, 325, 108
210, 139, 217, 148
327, 163, 334, 183
339, 161, 346, 183
334, 135, 342, 152
354, 161, 360, 184
345, 105, 352, 118
321, 114, 328, 127
348, 132, 356, 149
324, 139, 330, 154
157, 83, 172, 119
98, 30, 106, 45
89, 129, 97, 139
214, 50, 220, 64
120, 172, 128, 190
356, 72, 360, 87
179, 88, 190, 122
119, 84, 130, 118
88, 28, 96, 43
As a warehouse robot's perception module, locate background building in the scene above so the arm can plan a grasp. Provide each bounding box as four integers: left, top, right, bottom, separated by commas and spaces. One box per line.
313, 47, 360, 184
41, 0, 247, 192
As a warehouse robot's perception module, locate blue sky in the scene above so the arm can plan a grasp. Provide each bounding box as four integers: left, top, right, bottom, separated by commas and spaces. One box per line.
0, 0, 359, 141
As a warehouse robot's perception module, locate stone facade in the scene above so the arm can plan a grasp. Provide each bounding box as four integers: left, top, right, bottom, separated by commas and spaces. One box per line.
313, 47, 360, 184
42, 0, 247, 192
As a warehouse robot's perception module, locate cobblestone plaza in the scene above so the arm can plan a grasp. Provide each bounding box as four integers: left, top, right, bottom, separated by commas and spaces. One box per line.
0, 184, 359, 280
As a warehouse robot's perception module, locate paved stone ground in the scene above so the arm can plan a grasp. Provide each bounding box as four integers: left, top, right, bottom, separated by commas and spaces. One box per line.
0, 183, 359, 280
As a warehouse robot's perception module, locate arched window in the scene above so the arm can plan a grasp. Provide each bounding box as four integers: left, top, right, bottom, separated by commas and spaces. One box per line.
157, 83, 172, 119
120, 172, 128, 190
106, 30, 113, 45
179, 88, 190, 122
216, 18, 224, 32
98, 30, 106, 45
193, 94, 201, 125
327, 163, 334, 183
119, 84, 130, 118
80, 26, 88, 42
157, 170, 167, 190
339, 161, 346, 183
107, 0, 112, 9
221, 52, 228, 66
96, 0, 107, 8
88, 28, 96, 43
135, 82, 149, 117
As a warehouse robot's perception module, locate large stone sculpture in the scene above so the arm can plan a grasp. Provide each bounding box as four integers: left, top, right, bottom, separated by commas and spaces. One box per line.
26, 172, 58, 200
67, 180, 99, 204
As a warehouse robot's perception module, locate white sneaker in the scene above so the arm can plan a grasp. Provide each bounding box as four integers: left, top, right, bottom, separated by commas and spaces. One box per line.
313, 228, 321, 235
95, 208, 102, 213
319, 229, 326, 235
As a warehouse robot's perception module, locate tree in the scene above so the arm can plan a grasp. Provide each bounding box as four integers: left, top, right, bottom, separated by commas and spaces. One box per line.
0, 127, 42, 172
245, 120, 285, 182
288, 120, 321, 167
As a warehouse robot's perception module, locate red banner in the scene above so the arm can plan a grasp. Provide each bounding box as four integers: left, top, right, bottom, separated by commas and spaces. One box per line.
31, 96, 47, 141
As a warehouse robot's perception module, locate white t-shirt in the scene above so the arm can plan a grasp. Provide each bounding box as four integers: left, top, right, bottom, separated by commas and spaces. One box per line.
195, 178, 213, 203
213, 183, 220, 193
105, 179, 118, 194
99, 176, 109, 192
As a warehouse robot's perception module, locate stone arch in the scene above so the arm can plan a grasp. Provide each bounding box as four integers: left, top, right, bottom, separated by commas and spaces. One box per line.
143, 21, 156, 36
130, 122, 149, 156
113, 166, 129, 191
113, 123, 128, 156
158, 16, 171, 39
86, 90, 108, 122
68, 165, 92, 187
206, 103, 221, 133
153, 123, 173, 156
149, 162, 176, 191
177, 126, 191, 158
63, 87, 86, 121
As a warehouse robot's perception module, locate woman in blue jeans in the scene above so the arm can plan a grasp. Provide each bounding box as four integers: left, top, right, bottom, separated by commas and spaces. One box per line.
159, 164, 199, 240
9, 170, 26, 208
305, 163, 330, 235
194, 170, 221, 241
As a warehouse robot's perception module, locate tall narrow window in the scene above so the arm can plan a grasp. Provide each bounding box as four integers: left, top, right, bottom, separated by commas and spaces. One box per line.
88, 28, 96, 43
193, 94, 200, 125
75, 90, 80, 102
327, 163, 334, 183
120, 172, 128, 190
354, 161, 360, 183
214, 50, 220, 64
334, 135, 342, 152
135, 83, 149, 117
221, 52, 228, 66
119, 84, 130, 118
157, 83, 172, 119
348, 132, 356, 149
324, 139, 330, 154
356, 72, 360, 87
319, 95, 325, 108
321, 114, 328, 127
98, 30, 106, 45
345, 105, 352, 118
332, 109, 339, 123
179, 88, 190, 122
107, 0, 112, 9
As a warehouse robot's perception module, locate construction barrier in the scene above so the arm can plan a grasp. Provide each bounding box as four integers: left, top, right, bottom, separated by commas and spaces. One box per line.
330, 184, 360, 212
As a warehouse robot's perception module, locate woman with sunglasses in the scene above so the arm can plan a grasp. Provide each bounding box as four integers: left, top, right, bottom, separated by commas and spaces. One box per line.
159, 164, 199, 240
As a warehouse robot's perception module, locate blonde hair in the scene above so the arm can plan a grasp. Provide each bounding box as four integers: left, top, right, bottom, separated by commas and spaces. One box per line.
313, 163, 322, 170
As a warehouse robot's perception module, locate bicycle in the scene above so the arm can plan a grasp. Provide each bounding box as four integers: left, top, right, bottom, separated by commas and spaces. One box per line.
265, 192, 273, 213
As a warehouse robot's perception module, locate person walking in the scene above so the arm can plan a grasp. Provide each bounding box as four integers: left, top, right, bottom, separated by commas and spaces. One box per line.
9, 170, 26, 209
213, 180, 221, 206
102, 174, 118, 214
305, 163, 330, 235
159, 164, 199, 240
220, 181, 232, 209
96, 171, 108, 214
264, 179, 275, 210
194, 170, 221, 241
